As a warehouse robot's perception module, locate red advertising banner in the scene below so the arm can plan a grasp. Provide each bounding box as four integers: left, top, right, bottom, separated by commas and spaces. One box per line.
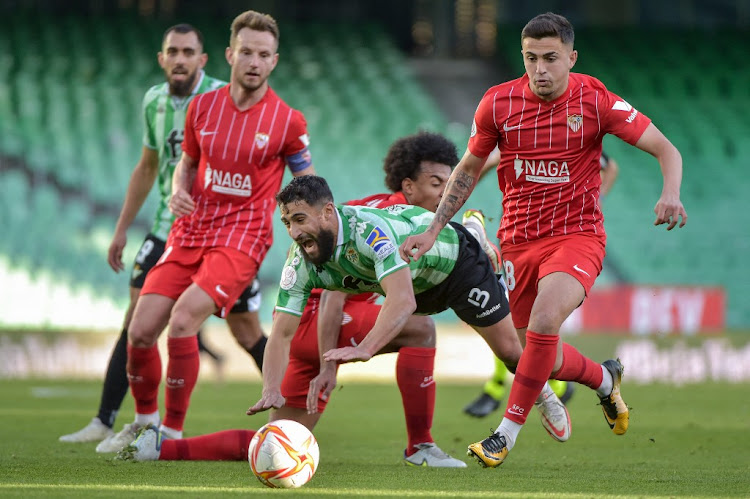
559, 285, 726, 335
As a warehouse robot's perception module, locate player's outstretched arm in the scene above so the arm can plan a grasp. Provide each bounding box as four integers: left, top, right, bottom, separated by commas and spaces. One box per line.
399, 150, 486, 262
168, 152, 198, 218
634, 123, 688, 230
108, 147, 159, 272
307, 290, 347, 414
247, 312, 301, 415
323, 268, 415, 364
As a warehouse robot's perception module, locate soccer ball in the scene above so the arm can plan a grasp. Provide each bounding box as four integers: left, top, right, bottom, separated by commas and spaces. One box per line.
248, 419, 320, 489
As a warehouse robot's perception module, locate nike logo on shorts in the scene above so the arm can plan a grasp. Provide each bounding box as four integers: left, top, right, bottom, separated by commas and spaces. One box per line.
573, 264, 591, 277
215, 285, 229, 298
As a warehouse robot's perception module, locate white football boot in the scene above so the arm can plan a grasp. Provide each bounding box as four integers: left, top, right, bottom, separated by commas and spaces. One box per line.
59, 417, 114, 443
535, 384, 572, 442
96, 422, 142, 453
116, 425, 162, 461
404, 442, 467, 467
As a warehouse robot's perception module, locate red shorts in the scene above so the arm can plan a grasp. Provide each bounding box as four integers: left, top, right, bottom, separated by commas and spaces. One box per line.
501, 233, 605, 329
140, 244, 259, 318
281, 297, 380, 413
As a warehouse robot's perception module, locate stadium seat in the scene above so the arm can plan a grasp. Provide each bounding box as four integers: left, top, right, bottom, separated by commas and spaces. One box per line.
2, 13, 746, 328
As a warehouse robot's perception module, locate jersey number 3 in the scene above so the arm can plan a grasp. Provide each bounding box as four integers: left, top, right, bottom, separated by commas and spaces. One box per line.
468, 288, 490, 309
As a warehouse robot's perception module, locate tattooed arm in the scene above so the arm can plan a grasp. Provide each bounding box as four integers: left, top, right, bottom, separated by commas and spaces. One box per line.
399, 150, 487, 261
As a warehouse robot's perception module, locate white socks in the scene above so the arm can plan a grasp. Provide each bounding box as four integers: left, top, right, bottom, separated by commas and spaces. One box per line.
595, 364, 614, 397
134, 411, 160, 427
495, 419, 523, 451
159, 425, 183, 440
133, 411, 182, 439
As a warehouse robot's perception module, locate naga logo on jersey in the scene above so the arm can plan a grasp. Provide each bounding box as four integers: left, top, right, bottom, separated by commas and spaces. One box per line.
365, 226, 395, 258
513, 156, 570, 184
567, 114, 582, 133
204, 163, 252, 196
254, 132, 269, 149
612, 100, 639, 123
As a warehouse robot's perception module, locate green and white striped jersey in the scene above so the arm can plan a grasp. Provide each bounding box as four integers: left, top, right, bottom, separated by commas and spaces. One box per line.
141, 71, 225, 239
275, 204, 461, 316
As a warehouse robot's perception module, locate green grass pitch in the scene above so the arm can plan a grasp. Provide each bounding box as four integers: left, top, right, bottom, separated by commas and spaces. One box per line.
1, 377, 749, 498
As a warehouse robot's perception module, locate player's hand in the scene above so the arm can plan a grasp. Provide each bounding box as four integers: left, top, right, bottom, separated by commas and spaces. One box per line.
399, 231, 437, 262
107, 231, 127, 272
306, 365, 337, 414
169, 189, 196, 217
322, 346, 373, 364
247, 391, 286, 416
654, 193, 687, 230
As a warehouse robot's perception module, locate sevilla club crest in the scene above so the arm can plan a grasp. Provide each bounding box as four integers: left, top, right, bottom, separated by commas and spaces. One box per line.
567, 114, 582, 133
255, 132, 269, 149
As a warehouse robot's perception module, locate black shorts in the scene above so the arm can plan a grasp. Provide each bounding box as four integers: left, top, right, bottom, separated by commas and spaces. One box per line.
414, 222, 510, 328
129, 233, 260, 314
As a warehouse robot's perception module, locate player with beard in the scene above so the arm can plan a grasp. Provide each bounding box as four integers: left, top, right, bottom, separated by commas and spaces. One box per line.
248, 175, 570, 440
117, 133, 566, 465
60, 23, 268, 450
110, 10, 314, 452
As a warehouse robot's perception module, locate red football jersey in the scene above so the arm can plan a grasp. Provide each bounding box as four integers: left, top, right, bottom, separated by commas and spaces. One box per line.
172, 85, 312, 264
346, 191, 408, 208
468, 73, 651, 246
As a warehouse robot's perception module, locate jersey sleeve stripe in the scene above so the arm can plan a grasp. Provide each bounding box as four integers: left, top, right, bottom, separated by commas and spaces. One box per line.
377, 261, 409, 281
274, 306, 303, 317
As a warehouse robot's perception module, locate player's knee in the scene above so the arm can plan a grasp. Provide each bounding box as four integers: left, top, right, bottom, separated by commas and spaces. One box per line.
528, 308, 567, 334
168, 308, 201, 337
399, 316, 436, 348
127, 321, 158, 347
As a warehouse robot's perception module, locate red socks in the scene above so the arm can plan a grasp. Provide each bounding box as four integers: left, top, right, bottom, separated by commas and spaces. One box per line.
160, 429, 256, 460
396, 347, 436, 455
127, 343, 162, 415
504, 330, 558, 424
551, 342, 603, 390
163, 336, 200, 431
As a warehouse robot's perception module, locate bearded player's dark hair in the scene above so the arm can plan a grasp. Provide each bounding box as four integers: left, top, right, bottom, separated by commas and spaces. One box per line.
276, 175, 333, 207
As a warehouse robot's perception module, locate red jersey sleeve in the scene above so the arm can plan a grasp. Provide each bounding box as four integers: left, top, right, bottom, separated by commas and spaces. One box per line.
283, 109, 313, 173
181, 97, 200, 161
467, 89, 501, 158
599, 89, 651, 145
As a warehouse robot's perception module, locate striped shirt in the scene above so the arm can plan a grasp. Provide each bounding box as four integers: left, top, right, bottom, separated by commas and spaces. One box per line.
468, 73, 651, 246
305, 190, 410, 303
141, 71, 225, 239
171, 85, 312, 264
276, 204, 459, 316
